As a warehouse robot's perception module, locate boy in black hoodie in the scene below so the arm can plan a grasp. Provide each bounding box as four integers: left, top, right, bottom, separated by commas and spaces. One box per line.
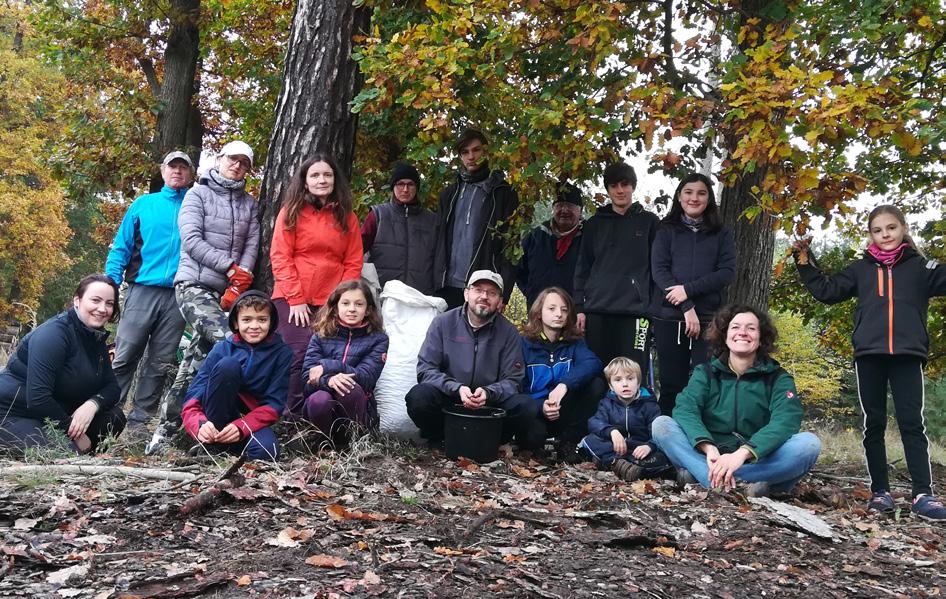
573, 162, 659, 383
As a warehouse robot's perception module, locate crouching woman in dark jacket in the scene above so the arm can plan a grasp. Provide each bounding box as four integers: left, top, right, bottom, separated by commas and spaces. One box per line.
0, 274, 126, 452
651, 305, 821, 497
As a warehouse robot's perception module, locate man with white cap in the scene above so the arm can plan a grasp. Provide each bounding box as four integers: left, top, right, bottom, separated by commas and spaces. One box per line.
406, 269, 542, 450
146, 140, 260, 453
106, 150, 195, 433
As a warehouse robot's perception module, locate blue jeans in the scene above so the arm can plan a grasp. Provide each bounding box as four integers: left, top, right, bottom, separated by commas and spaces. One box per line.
651, 416, 821, 493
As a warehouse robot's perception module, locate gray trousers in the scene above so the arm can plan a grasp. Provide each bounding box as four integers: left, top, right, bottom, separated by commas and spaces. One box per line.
153, 282, 229, 432
112, 284, 186, 427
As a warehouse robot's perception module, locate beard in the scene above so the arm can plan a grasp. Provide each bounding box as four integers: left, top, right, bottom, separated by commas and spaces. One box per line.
469, 302, 496, 320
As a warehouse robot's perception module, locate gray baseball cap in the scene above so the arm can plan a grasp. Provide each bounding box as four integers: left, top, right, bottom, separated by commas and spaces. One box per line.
467, 269, 504, 292
162, 151, 193, 167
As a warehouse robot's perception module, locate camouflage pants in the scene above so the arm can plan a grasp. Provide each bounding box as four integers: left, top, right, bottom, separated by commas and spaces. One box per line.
152, 283, 229, 431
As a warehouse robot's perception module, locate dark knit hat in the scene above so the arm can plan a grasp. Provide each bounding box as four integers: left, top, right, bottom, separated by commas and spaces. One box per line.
228, 290, 278, 334
389, 162, 421, 189
555, 182, 583, 208
454, 128, 489, 153
603, 161, 637, 188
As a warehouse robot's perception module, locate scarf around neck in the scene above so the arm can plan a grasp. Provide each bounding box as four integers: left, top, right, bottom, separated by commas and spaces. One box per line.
867, 242, 908, 266
460, 163, 490, 183
681, 214, 703, 232
208, 168, 246, 190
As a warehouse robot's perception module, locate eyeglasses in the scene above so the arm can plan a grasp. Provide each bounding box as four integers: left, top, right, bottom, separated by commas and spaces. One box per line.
394, 181, 416, 189
225, 155, 251, 169
467, 286, 500, 299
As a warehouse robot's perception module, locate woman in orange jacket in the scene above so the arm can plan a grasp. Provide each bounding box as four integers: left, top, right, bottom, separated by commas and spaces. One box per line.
271, 154, 363, 413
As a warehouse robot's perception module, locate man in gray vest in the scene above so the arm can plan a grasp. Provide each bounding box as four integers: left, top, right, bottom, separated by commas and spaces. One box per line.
361, 162, 438, 294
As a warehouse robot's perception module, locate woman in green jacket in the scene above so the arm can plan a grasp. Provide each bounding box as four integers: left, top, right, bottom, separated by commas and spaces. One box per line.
651, 304, 821, 497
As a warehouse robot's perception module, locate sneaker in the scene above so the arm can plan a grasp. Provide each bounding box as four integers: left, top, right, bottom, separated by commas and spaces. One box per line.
867, 491, 896, 513
675, 467, 697, 489
612, 459, 644, 482
911, 494, 946, 521
746, 482, 770, 498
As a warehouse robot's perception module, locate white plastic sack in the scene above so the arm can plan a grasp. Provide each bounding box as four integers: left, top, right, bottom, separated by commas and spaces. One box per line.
375, 280, 447, 440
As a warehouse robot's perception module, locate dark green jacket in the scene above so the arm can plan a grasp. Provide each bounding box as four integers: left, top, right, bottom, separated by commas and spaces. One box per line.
671, 356, 802, 460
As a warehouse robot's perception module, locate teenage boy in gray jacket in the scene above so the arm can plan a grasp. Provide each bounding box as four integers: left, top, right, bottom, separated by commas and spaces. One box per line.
406, 270, 541, 449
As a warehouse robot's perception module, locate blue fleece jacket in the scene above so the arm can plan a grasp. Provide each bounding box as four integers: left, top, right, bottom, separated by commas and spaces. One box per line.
105, 185, 187, 287
521, 334, 602, 401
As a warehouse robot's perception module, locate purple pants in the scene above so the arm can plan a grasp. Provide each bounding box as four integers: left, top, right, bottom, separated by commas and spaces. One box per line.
296, 383, 369, 440
274, 298, 318, 420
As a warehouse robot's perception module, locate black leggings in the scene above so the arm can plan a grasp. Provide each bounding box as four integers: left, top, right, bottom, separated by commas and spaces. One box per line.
854, 355, 933, 497
584, 313, 653, 386
653, 319, 709, 416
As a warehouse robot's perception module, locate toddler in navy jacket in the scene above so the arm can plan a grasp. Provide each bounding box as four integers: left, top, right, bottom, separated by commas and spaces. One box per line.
578, 357, 672, 481
182, 291, 292, 460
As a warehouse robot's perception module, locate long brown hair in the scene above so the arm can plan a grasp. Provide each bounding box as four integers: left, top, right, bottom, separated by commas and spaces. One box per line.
280, 154, 353, 232
311, 279, 384, 338
520, 287, 582, 343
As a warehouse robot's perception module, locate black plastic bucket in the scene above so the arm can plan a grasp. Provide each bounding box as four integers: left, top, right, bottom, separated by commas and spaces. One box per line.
442, 405, 506, 463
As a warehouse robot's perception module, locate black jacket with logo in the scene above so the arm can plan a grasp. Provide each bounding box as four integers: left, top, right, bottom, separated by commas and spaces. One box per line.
573, 203, 659, 315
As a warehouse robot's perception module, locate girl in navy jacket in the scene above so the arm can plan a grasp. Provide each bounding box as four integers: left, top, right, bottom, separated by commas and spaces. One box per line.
520, 287, 605, 452
795, 205, 946, 520
651, 173, 736, 415
0, 275, 125, 452
292, 279, 389, 443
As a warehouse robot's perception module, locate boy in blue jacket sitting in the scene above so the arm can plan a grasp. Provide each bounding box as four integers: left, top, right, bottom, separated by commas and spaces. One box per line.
578, 357, 672, 481
181, 291, 293, 460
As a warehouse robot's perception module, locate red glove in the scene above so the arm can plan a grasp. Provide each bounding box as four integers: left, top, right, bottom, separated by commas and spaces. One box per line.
227, 264, 254, 292
221, 285, 240, 310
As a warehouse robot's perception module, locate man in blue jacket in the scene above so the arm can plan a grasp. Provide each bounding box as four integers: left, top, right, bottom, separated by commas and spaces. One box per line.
406, 270, 541, 449
105, 150, 194, 432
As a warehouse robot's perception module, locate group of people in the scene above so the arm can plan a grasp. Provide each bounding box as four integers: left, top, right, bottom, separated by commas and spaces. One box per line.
1, 129, 944, 521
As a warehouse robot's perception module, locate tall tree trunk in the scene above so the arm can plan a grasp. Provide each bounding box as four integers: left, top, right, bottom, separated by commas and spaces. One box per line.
149, 0, 201, 192
255, 0, 370, 292
718, 170, 776, 310
718, 0, 779, 310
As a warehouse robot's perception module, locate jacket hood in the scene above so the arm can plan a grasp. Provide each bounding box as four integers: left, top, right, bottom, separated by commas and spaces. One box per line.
596, 202, 644, 218
228, 290, 279, 333
709, 354, 783, 376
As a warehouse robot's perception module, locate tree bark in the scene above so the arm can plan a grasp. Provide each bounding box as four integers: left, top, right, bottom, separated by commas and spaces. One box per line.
255, 0, 371, 292
149, 0, 202, 192
718, 170, 776, 310
718, 0, 778, 311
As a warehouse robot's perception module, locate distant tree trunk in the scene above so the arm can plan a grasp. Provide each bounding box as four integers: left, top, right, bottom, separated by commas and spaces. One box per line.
147, 0, 201, 192
719, 170, 776, 310
255, 0, 370, 292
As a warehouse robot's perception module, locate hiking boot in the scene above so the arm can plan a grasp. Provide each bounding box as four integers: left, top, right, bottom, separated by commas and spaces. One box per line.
612, 459, 644, 482
675, 467, 698, 489
867, 491, 896, 513
746, 482, 770, 498
911, 494, 946, 521
555, 443, 585, 465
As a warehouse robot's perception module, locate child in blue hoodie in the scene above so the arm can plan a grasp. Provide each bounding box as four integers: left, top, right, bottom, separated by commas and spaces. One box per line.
181, 291, 293, 460
578, 357, 671, 481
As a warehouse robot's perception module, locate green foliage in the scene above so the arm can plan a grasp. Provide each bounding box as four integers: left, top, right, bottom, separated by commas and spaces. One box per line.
770, 311, 849, 418
924, 378, 946, 442
0, 3, 71, 322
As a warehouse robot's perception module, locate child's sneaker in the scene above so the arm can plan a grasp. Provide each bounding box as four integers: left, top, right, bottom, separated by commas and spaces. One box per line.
911, 494, 946, 521
867, 491, 896, 513
612, 459, 644, 482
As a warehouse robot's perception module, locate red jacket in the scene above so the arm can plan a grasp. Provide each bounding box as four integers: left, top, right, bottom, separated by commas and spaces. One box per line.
271, 204, 363, 306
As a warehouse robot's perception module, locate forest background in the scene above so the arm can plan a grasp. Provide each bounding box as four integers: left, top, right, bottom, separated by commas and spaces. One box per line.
1, 0, 945, 436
